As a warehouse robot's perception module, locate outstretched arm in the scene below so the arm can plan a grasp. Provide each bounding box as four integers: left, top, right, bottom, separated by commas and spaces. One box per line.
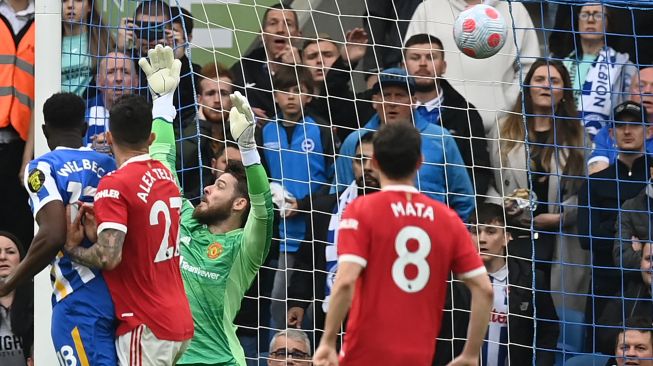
0, 162, 67, 296
231, 92, 274, 270
0, 201, 66, 296
140, 45, 182, 187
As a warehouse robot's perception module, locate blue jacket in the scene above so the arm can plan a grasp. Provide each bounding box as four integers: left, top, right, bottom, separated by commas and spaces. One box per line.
589, 124, 653, 166
332, 113, 475, 220
260, 116, 333, 252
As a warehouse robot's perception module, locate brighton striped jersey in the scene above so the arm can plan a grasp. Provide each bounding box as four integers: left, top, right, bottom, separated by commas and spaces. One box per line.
482, 264, 509, 366
24, 147, 115, 303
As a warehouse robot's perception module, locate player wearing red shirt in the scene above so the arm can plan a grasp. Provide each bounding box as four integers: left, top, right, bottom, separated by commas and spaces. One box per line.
65, 46, 193, 365
313, 123, 493, 366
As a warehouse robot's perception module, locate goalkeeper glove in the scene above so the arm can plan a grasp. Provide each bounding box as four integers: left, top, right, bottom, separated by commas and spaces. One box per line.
229, 91, 260, 166
138, 45, 182, 122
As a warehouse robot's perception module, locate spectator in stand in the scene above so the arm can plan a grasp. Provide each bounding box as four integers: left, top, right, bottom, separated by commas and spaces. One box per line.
176, 62, 233, 203
589, 66, 653, 174
85, 52, 140, 151
0, 0, 35, 248
231, 4, 301, 119
488, 58, 589, 314
466, 203, 558, 365
170, 6, 201, 120
61, 0, 115, 98
555, 3, 635, 138
405, 0, 540, 134
287, 132, 379, 344
255, 65, 335, 334
597, 247, 653, 356
361, 0, 422, 71
614, 165, 653, 271
267, 329, 312, 366
333, 67, 475, 220
612, 318, 653, 366
197, 62, 234, 143
578, 101, 652, 328
0, 231, 33, 366
402, 33, 491, 197
210, 140, 241, 178
115, 0, 196, 119
302, 31, 375, 142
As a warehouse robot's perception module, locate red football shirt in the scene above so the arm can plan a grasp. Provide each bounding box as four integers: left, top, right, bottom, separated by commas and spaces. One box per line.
337, 185, 484, 366
95, 154, 193, 341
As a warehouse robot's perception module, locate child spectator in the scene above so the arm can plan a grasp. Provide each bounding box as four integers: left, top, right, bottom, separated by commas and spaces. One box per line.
467, 203, 558, 365
255, 65, 335, 333
62, 0, 115, 97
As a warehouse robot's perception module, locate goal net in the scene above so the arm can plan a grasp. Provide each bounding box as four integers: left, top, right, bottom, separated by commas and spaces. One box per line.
36, 0, 653, 364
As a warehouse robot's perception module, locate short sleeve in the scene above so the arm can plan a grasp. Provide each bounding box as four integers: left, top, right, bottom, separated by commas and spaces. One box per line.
336, 200, 370, 268
95, 175, 129, 234
24, 160, 62, 218
449, 213, 485, 279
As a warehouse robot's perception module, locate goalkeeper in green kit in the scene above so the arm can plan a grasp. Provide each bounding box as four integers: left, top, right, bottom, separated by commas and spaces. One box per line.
140, 45, 273, 366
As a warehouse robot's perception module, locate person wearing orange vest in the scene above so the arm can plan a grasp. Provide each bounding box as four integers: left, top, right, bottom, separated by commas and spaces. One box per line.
0, 0, 35, 249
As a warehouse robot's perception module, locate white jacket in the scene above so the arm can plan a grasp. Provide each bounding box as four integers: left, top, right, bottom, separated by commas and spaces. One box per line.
405, 0, 541, 134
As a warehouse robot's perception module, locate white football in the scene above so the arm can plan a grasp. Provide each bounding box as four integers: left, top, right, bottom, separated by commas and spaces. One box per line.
453, 4, 508, 59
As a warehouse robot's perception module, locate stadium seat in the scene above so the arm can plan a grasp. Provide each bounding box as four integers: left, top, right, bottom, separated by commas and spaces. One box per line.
555, 308, 587, 365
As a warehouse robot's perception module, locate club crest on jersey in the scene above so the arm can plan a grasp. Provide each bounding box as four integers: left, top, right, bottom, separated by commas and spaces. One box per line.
207, 242, 223, 260
301, 138, 315, 152
27, 169, 45, 193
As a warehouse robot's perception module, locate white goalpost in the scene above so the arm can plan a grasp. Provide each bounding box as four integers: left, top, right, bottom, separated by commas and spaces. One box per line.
34, 0, 60, 363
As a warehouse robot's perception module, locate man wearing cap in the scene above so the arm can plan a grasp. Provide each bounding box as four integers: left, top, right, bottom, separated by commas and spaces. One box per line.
614, 99, 653, 272
332, 67, 474, 220
578, 100, 653, 332
589, 66, 653, 174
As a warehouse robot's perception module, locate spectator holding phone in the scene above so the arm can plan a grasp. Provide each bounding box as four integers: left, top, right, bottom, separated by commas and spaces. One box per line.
231, 4, 302, 119
116, 0, 196, 122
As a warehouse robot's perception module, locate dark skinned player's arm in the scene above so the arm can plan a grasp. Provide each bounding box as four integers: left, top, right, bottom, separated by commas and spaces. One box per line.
0, 201, 66, 295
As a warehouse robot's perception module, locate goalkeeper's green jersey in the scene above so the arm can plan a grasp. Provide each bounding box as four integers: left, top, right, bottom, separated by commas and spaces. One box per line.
150, 118, 273, 366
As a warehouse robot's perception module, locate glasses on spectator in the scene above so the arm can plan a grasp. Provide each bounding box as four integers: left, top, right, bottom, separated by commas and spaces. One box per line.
270, 348, 310, 360
579, 12, 605, 21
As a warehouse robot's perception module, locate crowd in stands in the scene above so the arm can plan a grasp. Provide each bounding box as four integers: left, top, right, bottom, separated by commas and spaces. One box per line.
6, 0, 653, 365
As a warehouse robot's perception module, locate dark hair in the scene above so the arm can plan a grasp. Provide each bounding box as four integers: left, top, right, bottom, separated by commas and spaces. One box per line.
373, 123, 421, 180
43, 93, 86, 130
214, 140, 239, 159
272, 65, 314, 95
135, 0, 172, 21
500, 58, 585, 189
0, 231, 33, 359
614, 316, 653, 349
62, 0, 116, 70
549, 3, 614, 59
224, 160, 250, 227
469, 203, 506, 227
404, 34, 444, 53
109, 95, 153, 148
301, 33, 336, 53
355, 131, 375, 151
171, 6, 193, 35
262, 3, 298, 29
